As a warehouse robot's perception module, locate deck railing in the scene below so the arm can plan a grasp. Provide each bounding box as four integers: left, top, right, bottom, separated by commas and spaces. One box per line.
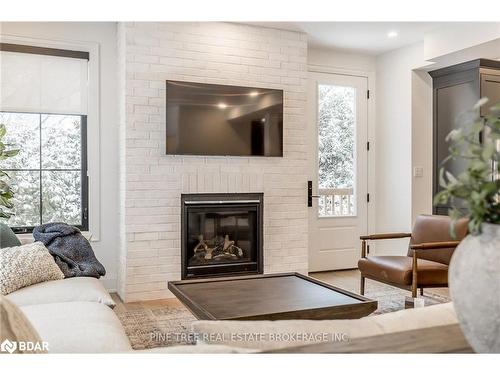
318, 188, 354, 217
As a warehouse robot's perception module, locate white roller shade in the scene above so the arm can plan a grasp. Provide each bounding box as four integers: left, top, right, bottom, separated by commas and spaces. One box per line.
0, 50, 88, 115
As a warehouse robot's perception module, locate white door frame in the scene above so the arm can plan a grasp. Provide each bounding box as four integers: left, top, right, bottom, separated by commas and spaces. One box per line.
307, 64, 377, 261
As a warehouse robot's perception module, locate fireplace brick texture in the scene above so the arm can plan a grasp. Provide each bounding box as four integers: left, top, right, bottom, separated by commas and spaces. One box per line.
118, 22, 309, 302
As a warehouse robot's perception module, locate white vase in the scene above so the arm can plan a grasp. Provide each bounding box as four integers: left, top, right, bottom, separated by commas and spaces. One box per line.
449, 222, 500, 353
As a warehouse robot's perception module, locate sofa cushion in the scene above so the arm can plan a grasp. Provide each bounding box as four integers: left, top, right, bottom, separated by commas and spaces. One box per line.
7, 277, 115, 308
192, 302, 458, 351
0, 296, 47, 353
364, 301, 457, 334
21, 301, 132, 353
0, 242, 65, 295
0, 223, 21, 248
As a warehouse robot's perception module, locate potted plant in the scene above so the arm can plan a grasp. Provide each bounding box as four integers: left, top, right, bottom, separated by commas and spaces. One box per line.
434, 98, 500, 353
0, 123, 20, 220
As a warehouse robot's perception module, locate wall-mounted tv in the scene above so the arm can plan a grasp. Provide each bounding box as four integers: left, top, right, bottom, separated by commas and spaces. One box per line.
166, 80, 283, 157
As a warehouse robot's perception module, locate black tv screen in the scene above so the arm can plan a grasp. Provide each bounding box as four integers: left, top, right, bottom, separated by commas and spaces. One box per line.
166, 80, 283, 156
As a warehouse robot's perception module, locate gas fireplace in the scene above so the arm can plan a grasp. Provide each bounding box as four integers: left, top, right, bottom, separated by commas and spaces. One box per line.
181, 193, 263, 279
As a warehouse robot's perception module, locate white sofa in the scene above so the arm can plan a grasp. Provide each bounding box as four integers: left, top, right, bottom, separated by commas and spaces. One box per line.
4, 277, 252, 353
6, 277, 131, 353
4, 276, 459, 353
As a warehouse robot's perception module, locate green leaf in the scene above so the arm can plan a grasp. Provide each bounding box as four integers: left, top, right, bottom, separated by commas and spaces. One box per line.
434, 190, 449, 205
0, 124, 18, 214
482, 143, 495, 161
2, 149, 19, 158
445, 171, 458, 184
439, 168, 447, 188
474, 98, 489, 109
446, 129, 463, 142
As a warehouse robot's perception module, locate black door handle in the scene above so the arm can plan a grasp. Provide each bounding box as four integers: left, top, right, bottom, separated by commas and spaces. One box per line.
308, 181, 320, 207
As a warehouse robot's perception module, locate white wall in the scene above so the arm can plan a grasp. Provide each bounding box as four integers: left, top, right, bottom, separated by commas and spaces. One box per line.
118, 22, 309, 302
375, 42, 426, 254
424, 23, 500, 61
0, 22, 120, 289
411, 70, 433, 222
308, 47, 376, 72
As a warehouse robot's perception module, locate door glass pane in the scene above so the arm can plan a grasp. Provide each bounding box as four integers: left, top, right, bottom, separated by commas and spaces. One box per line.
317, 84, 356, 217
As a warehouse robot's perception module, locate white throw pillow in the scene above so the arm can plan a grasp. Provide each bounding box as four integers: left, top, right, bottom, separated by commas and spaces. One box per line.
0, 242, 64, 295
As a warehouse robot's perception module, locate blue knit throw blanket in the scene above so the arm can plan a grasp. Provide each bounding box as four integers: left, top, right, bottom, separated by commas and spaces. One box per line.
33, 222, 106, 278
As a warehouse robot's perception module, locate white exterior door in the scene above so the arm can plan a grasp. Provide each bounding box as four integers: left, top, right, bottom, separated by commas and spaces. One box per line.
308, 72, 369, 272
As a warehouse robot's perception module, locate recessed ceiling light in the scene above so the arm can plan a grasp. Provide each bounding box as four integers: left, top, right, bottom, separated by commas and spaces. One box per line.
217, 103, 227, 109
387, 31, 399, 38
249, 91, 259, 97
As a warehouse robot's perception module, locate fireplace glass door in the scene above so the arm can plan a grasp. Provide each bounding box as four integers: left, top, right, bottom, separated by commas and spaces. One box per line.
187, 206, 257, 267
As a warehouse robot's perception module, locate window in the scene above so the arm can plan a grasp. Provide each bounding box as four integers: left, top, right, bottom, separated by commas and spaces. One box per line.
0, 44, 89, 233
0, 112, 88, 232
317, 84, 356, 217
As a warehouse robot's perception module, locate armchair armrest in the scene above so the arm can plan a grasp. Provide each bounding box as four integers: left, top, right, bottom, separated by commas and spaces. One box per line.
359, 232, 412, 258
360, 232, 412, 241
410, 241, 461, 250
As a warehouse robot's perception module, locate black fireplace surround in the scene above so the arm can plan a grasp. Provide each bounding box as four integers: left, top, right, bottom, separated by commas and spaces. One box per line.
181, 193, 263, 279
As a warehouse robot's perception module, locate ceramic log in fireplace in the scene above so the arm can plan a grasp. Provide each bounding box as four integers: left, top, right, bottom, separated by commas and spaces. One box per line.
181, 193, 263, 279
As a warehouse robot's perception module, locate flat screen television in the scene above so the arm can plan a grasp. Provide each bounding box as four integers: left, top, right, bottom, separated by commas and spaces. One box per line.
165, 80, 283, 156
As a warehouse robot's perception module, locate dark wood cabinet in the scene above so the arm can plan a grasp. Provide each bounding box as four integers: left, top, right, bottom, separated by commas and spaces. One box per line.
430, 59, 500, 215
481, 73, 500, 116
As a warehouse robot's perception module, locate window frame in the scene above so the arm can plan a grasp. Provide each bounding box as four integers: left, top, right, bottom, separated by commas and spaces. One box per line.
1, 111, 89, 234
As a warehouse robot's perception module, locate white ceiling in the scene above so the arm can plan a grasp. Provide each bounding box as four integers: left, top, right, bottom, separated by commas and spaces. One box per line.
249, 22, 447, 55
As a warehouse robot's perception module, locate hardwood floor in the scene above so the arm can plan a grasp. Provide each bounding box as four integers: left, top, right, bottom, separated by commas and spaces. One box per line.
111, 292, 184, 315
111, 269, 450, 313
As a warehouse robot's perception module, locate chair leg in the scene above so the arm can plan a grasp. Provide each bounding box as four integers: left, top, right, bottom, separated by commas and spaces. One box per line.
412, 252, 418, 298
420, 287, 424, 296
360, 276, 365, 295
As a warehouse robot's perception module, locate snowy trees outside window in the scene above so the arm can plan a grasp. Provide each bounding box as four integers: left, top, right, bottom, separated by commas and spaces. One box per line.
317, 85, 356, 217
0, 112, 85, 231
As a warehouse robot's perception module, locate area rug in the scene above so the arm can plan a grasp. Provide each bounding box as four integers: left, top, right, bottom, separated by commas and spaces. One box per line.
117, 306, 197, 350
117, 282, 450, 350
364, 282, 450, 315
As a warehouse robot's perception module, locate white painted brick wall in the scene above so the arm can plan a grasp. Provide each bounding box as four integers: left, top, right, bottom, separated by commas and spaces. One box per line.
118, 22, 309, 302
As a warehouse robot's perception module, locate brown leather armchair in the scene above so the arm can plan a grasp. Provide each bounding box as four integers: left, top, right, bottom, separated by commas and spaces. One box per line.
358, 215, 468, 298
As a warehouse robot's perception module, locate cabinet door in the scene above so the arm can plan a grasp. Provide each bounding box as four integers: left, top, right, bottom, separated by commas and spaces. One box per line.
433, 76, 478, 215
481, 74, 500, 117
480, 73, 500, 196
